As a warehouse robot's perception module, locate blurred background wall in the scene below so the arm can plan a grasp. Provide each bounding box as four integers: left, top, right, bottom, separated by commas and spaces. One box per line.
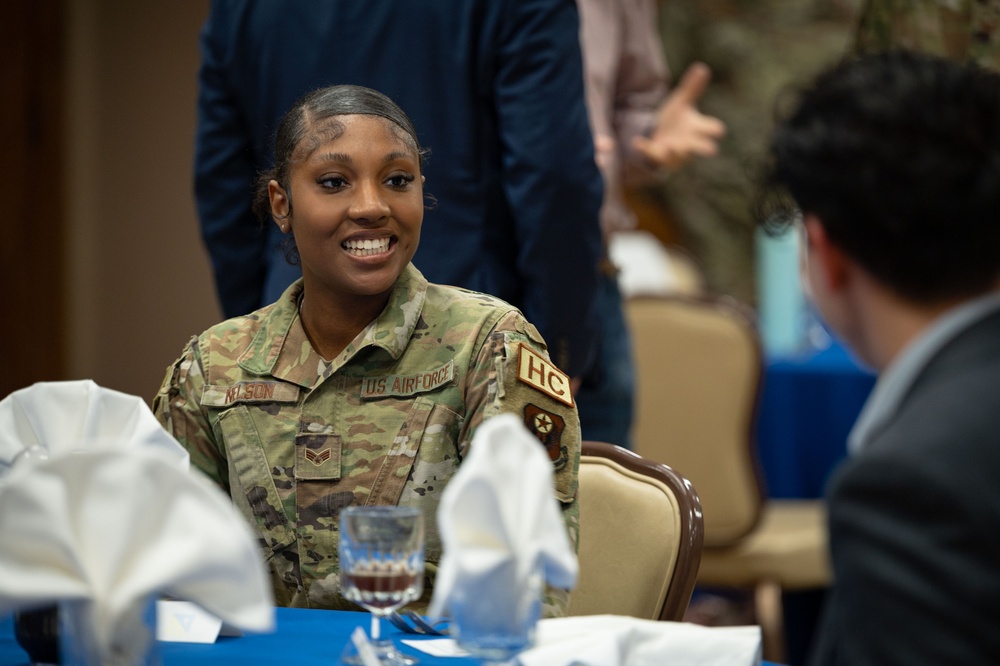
2, 0, 865, 402
3, 0, 218, 400
63, 0, 218, 399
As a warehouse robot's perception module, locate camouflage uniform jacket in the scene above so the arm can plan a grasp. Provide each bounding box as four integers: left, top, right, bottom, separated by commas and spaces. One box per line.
856, 0, 1000, 69
153, 264, 580, 613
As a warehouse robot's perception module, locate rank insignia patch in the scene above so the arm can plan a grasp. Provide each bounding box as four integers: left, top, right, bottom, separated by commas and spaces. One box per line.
305, 448, 332, 466
295, 432, 342, 480
524, 404, 568, 470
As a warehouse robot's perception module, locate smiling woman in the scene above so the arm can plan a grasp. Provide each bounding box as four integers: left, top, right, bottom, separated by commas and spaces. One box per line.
152, 85, 582, 618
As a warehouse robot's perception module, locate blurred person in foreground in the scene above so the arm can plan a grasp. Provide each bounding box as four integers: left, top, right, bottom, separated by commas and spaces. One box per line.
574, 0, 726, 447
155, 85, 580, 615
760, 50, 1000, 665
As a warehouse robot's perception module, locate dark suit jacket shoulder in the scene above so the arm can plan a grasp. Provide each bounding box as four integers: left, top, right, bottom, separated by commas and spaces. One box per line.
811, 308, 1000, 666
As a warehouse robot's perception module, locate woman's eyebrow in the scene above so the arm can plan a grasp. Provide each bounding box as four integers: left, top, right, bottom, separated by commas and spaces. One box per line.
383, 151, 415, 164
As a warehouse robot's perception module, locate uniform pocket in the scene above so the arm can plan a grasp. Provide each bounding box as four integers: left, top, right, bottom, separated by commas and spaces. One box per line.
294, 424, 343, 481
398, 401, 463, 563
362, 395, 436, 506
215, 406, 297, 559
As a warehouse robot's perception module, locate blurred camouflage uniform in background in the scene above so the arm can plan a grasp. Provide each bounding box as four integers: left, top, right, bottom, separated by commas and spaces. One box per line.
855, 0, 1000, 67
637, 0, 996, 305
153, 263, 580, 616
632, 0, 864, 304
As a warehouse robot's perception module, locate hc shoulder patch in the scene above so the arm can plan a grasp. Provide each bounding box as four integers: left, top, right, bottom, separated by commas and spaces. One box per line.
516, 344, 574, 407
524, 404, 568, 470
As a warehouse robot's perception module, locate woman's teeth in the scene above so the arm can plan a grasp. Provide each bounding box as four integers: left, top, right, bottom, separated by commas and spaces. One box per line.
343, 238, 390, 256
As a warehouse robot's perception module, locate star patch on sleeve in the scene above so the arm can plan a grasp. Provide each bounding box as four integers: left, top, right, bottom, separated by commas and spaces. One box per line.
524, 404, 568, 470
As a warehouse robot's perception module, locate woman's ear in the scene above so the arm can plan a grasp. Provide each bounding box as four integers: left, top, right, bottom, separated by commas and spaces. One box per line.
268, 180, 291, 231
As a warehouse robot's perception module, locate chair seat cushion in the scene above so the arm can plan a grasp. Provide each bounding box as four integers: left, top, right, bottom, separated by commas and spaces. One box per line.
696, 500, 831, 589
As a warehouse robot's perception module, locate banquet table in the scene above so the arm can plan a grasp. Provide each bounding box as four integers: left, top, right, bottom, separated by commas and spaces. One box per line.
755, 339, 876, 499
0, 607, 781, 665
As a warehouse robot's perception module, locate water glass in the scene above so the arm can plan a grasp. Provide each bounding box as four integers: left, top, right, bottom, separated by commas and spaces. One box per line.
59, 597, 159, 666
450, 562, 543, 665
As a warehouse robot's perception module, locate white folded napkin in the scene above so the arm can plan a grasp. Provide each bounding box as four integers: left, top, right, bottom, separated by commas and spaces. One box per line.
0, 448, 275, 663
0, 379, 189, 478
518, 615, 762, 666
428, 413, 578, 619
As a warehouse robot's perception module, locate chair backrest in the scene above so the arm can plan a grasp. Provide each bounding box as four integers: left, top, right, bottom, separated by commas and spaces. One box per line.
625, 294, 766, 547
568, 441, 703, 622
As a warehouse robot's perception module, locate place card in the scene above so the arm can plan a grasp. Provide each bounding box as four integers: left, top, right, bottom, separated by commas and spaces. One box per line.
400, 638, 470, 657
156, 599, 242, 643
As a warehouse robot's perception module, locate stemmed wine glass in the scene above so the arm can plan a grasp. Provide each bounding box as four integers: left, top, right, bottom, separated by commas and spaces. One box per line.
339, 506, 425, 666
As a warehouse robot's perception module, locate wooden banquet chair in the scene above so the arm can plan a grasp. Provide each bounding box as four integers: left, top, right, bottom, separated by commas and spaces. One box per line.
567, 440, 703, 622
624, 293, 832, 662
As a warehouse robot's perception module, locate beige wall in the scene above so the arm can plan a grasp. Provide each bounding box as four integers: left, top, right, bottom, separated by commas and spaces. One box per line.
66, 0, 221, 400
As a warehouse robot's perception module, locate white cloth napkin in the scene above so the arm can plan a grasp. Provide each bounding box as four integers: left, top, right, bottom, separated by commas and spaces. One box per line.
428, 413, 578, 619
0, 448, 275, 663
517, 615, 762, 666
0, 379, 189, 478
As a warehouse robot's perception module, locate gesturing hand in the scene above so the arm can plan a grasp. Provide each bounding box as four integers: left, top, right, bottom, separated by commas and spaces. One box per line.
632, 62, 727, 172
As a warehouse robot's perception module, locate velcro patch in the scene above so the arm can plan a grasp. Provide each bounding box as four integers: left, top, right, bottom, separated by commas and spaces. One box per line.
295, 432, 342, 480
524, 404, 568, 470
359, 360, 454, 399
201, 381, 299, 407
516, 344, 573, 407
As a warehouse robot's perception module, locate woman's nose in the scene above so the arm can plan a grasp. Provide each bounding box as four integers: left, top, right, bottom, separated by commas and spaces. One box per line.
348, 179, 390, 223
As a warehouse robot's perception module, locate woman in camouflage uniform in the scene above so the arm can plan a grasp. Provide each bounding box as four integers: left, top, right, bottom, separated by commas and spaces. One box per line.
154, 85, 580, 614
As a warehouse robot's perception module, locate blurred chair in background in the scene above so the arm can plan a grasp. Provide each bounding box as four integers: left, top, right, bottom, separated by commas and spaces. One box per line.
625, 294, 831, 663
568, 441, 703, 622
626, 295, 763, 543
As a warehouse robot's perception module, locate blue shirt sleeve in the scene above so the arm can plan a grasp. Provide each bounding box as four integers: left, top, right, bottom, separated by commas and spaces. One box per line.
493, 0, 604, 377
194, 0, 268, 318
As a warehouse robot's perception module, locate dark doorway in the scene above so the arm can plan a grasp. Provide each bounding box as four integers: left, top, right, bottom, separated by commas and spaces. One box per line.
1, 0, 68, 398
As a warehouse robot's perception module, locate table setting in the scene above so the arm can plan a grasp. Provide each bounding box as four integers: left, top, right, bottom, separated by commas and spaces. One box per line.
0, 385, 768, 665
0, 381, 274, 665
330, 414, 765, 666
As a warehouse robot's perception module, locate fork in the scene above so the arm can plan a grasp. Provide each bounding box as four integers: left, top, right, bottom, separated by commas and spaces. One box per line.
388, 610, 450, 636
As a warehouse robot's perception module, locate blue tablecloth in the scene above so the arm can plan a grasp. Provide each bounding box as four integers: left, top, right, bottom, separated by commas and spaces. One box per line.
0, 607, 476, 666
0, 607, 782, 665
755, 340, 876, 499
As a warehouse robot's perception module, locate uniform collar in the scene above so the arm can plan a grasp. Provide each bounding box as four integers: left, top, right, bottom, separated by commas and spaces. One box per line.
237, 264, 429, 387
